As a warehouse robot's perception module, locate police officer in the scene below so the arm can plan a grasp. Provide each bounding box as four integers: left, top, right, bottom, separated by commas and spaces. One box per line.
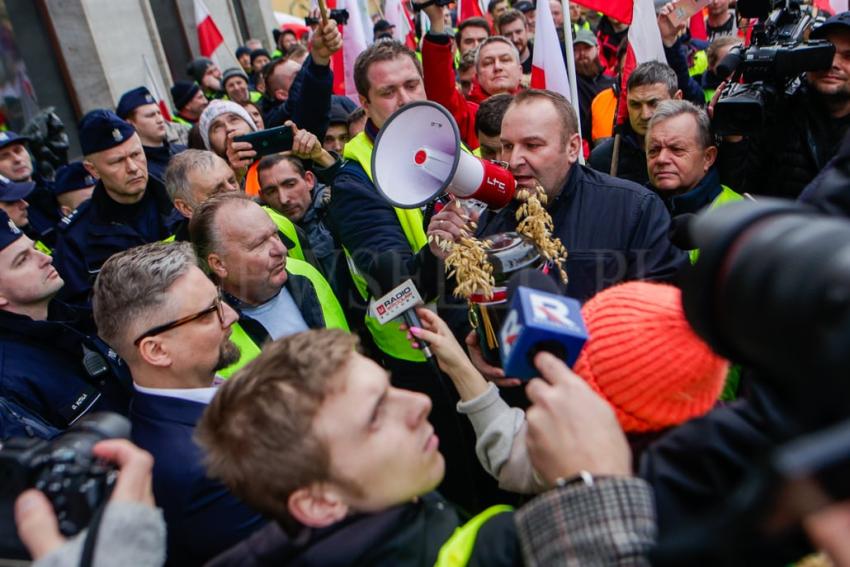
117, 86, 187, 183
0, 176, 51, 253
0, 209, 131, 439
53, 110, 182, 307
0, 130, 60, 246
53, 161, 96, 218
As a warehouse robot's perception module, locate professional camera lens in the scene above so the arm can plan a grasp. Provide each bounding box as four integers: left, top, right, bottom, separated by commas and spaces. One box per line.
682, 199, 850, 417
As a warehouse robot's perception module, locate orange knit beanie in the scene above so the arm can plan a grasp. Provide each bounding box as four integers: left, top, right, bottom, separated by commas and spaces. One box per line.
573, 281, 729, 433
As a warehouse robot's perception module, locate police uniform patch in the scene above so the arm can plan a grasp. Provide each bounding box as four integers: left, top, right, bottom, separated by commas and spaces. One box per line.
145, 94, 154, 103
112, 128, 123, 142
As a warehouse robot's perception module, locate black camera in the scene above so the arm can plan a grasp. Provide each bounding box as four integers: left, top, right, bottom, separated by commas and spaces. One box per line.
0, 412, 131, 559
304, 9, 350, 26
713, 0, 834, 136
412, 0, 453, 10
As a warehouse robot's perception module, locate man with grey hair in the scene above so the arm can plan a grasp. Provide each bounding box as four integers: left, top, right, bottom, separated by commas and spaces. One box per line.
589, 61, 683, 185
645, 99, 741, 226
92, 241, 265, 564
164, 149, 240, 221
420, 0, 523, 148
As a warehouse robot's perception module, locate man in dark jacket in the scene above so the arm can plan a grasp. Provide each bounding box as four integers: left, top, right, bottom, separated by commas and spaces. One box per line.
52, 110, 182, 307
590, 61, 682, 184
116, 86, 187, 183
435, 89, 686, 304
718, 12, 850, 199
92, 241, 266, 565
261, 19, 341, 137
0, 209, 131, 439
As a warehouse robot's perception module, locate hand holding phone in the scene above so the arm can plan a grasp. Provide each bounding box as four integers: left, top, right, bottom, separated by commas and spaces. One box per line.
233, 125, 294, 159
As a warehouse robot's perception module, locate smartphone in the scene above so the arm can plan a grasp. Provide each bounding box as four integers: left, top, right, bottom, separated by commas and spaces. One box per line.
234, 125, 294, 158
668, 0, 711, 27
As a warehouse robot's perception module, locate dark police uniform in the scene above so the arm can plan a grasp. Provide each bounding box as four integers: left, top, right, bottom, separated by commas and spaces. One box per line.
0, 210, 132, 440
52, 110, 182, 306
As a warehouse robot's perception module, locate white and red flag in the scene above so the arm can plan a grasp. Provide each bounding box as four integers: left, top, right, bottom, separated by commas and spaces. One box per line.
143, 54, 173, 121
530, 0, 571, 100
385, 0, 418, 49
194, 0, 224, 58
574, 0, 666, 124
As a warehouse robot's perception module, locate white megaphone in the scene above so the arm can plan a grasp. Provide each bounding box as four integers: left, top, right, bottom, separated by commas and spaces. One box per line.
372, 100, 516, 209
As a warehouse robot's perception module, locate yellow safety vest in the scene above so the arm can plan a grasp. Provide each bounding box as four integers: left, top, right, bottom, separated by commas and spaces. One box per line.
689, 49, 709, 77
342, 132, 429, 362
689, 185, 743, 264
262, 206, 308, 264
435, 505, 513, 567
218, 257, 349, 378
34, 240, 51, 255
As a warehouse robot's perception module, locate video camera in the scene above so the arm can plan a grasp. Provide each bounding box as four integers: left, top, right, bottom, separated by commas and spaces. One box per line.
651, 200, 850, 563
304, 9, 349, 26
713, 0, 834, 136
0, 412, 130, 559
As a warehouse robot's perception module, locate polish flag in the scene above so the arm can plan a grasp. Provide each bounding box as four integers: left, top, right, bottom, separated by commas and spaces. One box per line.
530, 0, 571, 101
339, 0, 369, 103
457, 0, 485, 21
194, 0, 224, 58
574, 0, 666, 125
143, 54, 173, 121
385, 0, 417, 49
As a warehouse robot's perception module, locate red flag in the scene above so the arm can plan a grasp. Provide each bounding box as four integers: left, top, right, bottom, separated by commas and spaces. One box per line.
458, 0, 485, 21
530, 0, 571, 100
572, 0, 634, 25
194, 0, 224, 57
385, 0, 417, 49
689, 10, 707, 41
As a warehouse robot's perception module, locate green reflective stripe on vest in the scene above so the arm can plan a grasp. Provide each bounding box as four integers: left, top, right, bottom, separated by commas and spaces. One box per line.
689, 185, 742, 264
434, 505, 513, 567
217, 257, 349, 378
34, 240, 51, 255
689, 49, 708, 77
161, 234, 176, 244
218, 323, 262, 379
703, 88, 716, 104
250, 91, 263, 104
286, 257, 349, 332
342, 133, 429, 362
262, 206, 306, 263
172, 115, 192, 126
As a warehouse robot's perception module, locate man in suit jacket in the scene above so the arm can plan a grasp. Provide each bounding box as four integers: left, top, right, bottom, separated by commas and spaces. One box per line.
92, 241, 266, 565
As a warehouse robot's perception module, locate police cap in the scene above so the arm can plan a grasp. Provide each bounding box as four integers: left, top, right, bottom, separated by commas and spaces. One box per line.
78, 109, 137, 156
116, 86, 157, 119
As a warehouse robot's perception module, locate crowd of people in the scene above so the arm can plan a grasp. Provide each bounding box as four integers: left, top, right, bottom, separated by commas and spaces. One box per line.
5, 0, 850, 565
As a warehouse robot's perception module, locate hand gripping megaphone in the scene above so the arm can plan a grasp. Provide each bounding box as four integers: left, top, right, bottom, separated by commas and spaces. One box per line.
371, 100, 516, 209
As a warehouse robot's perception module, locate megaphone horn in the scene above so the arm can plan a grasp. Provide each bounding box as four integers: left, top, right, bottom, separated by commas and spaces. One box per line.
372, 100, 516, 209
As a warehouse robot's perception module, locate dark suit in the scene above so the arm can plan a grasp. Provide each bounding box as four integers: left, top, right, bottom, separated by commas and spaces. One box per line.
130, 391, 266, 566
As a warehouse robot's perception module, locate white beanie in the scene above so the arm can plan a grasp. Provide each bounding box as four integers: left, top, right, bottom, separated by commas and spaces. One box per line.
198, 99, 258, 151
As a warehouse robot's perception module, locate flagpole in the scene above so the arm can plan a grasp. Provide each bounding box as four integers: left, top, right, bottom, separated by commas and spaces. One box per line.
561, 0, 584, 164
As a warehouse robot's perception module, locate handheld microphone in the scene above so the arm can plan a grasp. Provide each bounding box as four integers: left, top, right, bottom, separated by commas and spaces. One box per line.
369, 254, 436, 363
499, 269, 588, 380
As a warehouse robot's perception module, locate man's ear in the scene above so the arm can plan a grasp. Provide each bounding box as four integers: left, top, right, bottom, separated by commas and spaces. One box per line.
60, 205, 73, 217
0, 293, 9, 310
287, 484, 349, 529
137, 336, 173, 368
207, 253, 228, 281
673, 89, 684, 100
704, 145, 718, 171
566, 132, 582, 165
82, 160, 99, 179
172, 198, 193, 219
303, 170, 316, 187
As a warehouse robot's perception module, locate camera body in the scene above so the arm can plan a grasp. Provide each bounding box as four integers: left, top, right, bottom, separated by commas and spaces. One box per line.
713, 0, 833, 135
0, 412, 130, 559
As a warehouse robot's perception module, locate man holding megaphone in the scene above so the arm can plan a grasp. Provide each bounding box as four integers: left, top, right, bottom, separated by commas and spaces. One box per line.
429, 89, 687, 382
325, 40, 486, 511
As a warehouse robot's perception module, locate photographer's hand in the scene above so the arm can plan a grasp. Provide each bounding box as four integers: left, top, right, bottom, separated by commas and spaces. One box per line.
311, 18, 342, 66
14, 439, 156, 560
416, 1, 447, 34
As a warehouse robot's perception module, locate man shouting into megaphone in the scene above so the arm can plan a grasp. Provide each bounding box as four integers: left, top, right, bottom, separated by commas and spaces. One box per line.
429, 88, 687, 383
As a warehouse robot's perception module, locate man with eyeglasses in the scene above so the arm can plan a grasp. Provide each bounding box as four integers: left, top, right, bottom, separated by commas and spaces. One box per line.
0, 209, 131, 440
92, 241, 266, 565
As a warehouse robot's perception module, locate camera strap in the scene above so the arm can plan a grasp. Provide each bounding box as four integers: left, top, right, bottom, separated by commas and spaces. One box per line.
78, 501, 107, 567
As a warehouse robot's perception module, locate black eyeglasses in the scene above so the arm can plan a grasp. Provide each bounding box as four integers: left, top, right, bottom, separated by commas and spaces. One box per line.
133, 292, 225, 346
